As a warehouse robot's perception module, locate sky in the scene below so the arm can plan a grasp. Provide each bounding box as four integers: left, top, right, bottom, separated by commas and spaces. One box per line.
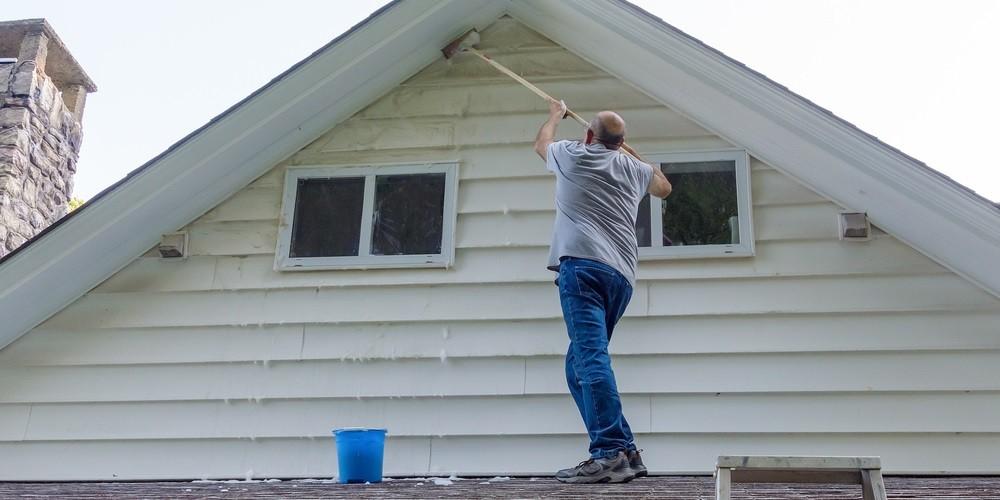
4, 1, 998, 202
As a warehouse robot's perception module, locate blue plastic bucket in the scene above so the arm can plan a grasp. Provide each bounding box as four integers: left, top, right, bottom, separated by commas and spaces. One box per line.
333, 428, 387, 483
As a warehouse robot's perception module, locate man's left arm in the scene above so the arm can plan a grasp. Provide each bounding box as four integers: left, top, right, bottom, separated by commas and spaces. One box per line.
534, 99, 568, 161
621, 143, 672, 198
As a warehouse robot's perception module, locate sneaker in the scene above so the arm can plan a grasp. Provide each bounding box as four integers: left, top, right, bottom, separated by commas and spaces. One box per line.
555, 451, 636, 484
628, 449, 648, 478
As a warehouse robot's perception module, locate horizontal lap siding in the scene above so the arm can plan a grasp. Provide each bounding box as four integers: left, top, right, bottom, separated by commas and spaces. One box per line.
6, 311, 1000, 367
4, 351, 1000, 404
4, 17, 1000, 479
89, 237, 944, 293
5, 392, 1000, 441
38, 274, 997, 329
315, 108, 709, 152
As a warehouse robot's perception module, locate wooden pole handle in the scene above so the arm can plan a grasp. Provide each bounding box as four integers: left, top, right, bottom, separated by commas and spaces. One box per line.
466, 48, 639, 160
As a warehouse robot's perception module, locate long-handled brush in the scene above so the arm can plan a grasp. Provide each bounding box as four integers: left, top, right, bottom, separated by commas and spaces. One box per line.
442, 29, 640, 158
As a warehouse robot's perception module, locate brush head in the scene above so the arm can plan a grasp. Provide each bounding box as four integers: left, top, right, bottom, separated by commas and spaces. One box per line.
441, 29, 480, 59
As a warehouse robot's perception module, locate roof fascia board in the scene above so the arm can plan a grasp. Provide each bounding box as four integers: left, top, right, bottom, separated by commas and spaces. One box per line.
0, 0, 508, 350
509, 0, 1000, 298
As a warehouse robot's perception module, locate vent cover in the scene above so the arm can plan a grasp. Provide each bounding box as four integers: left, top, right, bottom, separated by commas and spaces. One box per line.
158, 232, 188, 259
839, 212, 871, 241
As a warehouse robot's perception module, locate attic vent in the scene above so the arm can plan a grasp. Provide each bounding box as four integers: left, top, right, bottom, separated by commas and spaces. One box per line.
839, 212, 871, 241
158, 232, 188, 259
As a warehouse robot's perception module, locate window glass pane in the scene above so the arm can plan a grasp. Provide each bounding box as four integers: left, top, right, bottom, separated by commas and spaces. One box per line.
290, 177, 365, 258
635, 193, 651, 247
660, 160, 738, 246
371, 173, 446, 255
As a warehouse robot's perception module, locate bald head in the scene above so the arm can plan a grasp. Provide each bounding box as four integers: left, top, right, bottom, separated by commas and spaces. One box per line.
589, 111, 626, 147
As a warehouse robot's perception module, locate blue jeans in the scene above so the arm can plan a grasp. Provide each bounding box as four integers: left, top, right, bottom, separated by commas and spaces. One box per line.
557, 257, 636, 459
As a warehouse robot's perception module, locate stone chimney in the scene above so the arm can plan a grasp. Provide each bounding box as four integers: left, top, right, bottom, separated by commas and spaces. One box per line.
0, 19, 95, 258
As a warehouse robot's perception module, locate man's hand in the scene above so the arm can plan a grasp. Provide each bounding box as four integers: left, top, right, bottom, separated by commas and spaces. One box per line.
535, 98, 567, 160
548, 99, 567, 121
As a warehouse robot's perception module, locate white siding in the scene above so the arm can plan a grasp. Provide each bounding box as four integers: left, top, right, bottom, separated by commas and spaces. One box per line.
1, 17, 999, 480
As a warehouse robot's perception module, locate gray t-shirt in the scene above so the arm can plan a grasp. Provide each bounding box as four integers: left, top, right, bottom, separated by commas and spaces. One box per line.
546, 140, 654, 286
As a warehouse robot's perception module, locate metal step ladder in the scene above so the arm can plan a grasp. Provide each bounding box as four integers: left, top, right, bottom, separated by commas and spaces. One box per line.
714, 455, 888, 500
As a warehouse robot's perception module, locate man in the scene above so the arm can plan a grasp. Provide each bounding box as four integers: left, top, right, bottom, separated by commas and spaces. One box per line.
534, 99, 671, 483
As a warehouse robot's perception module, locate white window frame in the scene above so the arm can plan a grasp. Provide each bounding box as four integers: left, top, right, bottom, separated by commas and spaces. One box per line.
275, 162, 459, 271
639, 149, 755, 260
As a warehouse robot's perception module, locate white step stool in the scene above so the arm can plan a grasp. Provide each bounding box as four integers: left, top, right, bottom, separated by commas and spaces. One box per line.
715, 455, 887, 500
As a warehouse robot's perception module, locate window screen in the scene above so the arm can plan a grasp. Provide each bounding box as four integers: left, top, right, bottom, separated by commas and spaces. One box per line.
278, 163, 458, 270
289, 177, 365, 258
371, 173, 446, 255
659, 160, 738, 246
635, 159, 748, 250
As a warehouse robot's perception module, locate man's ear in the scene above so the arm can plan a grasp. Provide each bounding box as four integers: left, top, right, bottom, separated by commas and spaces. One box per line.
585, 129, 594, 145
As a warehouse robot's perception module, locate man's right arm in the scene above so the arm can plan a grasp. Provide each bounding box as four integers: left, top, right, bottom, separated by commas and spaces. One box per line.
534, 99, 568, 161
621, 144, 672, 198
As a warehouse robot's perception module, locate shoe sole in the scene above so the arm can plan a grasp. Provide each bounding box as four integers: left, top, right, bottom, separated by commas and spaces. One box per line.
556, 468, 637, 484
